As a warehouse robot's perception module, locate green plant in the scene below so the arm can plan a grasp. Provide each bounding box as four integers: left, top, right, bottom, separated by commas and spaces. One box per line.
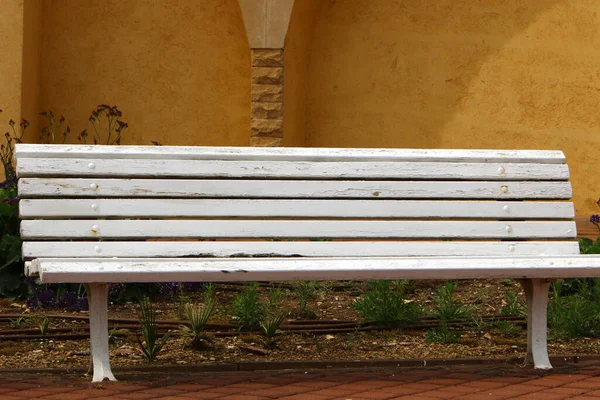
425, 322, 460, 344
137, 297, 171, 361
180, 292, 216, 350
495, 320, 523, 338
232, 283, 265, 330
31, 315, 50, 337
548, 284, 600, 340
293, 281, 320, 318
433, 281, 475, 320
353, 280, 422, 326
10, 316, 25, 329
500, 290, 526, 316
267, 286, 285, 311
260, 312, 288, 349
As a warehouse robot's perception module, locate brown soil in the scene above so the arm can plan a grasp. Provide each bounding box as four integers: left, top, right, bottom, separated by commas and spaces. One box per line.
0, 279, 598, 371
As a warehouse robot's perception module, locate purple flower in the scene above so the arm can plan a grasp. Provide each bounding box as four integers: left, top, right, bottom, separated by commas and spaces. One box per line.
590, 215, 600, 224
2, 196, 19, 205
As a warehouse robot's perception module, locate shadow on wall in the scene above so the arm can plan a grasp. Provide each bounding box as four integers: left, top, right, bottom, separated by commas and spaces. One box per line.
304, 0, 592, 149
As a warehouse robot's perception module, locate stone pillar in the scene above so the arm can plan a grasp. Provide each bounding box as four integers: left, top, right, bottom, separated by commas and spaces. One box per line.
251, 49, 284, 146
239, 0, 294, 147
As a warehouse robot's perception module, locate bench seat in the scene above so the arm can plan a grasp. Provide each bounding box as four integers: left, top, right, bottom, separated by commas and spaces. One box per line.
27, 256, 600, 283
15, 144, 591, 382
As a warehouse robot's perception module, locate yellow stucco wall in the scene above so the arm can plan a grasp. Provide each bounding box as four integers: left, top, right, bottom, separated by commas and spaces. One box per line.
39, 0, 250, 146
304, 0, 600, 216
282, 0, 319, 147
21, 0, 42, 138
0, 0, 25, 121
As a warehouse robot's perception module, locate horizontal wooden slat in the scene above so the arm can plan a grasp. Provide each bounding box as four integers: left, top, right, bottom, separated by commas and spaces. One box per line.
20, 220, 577, 239
16, 158, 570, 180
18, 179, 573, 199
30, 255, 600, 283
15, 144, 567, 163
22, 241, 581, 259
19, 199, 575, 219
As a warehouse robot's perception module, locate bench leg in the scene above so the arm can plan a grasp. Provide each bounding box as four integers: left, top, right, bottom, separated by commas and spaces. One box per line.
519, 278, 552, 369
85, 283, 117, 382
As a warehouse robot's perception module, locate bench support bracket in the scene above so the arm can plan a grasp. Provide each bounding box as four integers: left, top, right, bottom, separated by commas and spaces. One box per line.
85, 283, 117, 382
519, 278, 552, 369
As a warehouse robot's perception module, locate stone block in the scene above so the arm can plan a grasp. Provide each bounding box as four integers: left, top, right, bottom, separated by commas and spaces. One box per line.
251, 84, 283, 102
251, 102, 283, 119
251, 49, 284, 67
250, 136, 283, 147
252, 67, 283, 85
251, 119, 283, 137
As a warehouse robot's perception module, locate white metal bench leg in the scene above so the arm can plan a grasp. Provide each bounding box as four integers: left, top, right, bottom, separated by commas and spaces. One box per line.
519, 278, 552, 369
85, 283, 117, 382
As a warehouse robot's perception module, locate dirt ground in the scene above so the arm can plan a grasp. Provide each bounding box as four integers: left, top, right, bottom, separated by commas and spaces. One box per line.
0, 279, 598, 370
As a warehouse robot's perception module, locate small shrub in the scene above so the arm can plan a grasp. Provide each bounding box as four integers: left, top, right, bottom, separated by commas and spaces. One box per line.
433, 281, 475, 321
232, 283, 265, 330
548, 286, 600, 340
293, 281, 320, 318
180, 288, 216, 350
267, 286, 286, 311
137, 297, 171, 361
260, 312, 288, 349
500, 290, 526, 316
353, 280, 422, 326
26, 286, 88, 311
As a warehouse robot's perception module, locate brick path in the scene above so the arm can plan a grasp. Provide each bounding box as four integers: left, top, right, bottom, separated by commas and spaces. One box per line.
3, 364, 600, 399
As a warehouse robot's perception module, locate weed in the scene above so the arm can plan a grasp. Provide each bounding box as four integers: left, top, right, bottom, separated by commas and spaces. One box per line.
500, 290, 526, 316
353, 280, 422, 326
232, 283, 265, 330
137, 297, 171, 361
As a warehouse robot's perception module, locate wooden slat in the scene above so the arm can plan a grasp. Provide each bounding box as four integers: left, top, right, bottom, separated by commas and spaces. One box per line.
15, 144, 567, 163
20, 220, 577, 239
31, 255, 600, 283
22, 241, 581, 259
16, 158, 570, 180
19, 199, 575, 219
18, 179, 573, 199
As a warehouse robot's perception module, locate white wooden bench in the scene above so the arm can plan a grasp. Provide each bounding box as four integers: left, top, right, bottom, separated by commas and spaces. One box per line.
15, 144, 600, 382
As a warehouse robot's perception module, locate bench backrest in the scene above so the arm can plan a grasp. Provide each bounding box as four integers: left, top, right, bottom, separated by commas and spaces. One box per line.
16, 144, 578, 260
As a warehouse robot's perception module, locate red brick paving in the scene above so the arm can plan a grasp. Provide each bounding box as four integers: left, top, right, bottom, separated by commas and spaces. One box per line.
3, 363, 600, 399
